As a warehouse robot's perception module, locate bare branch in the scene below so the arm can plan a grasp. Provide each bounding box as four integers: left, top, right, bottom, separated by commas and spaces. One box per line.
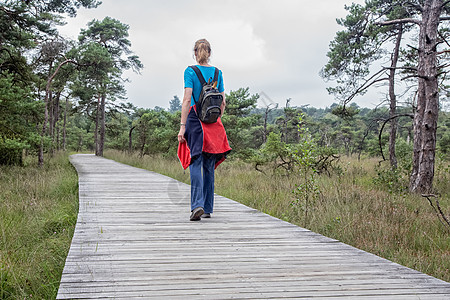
401, 74, 420, 80
384, 66, 418, 72
343, 68, 389, 105
407, 44, 420, 52
438, 30, 450, 49
438, 63, 450, 69
422, 194, 450, 233
437, 70, 449, 78
375, 18, 421, 26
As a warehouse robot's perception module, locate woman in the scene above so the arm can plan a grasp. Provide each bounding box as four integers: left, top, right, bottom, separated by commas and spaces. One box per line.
177, 39, 231, 221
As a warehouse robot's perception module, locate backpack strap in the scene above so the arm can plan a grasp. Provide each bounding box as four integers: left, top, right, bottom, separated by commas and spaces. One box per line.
189, 65, 206, 86
190, 65, 220, 86
213, 67, 219, 83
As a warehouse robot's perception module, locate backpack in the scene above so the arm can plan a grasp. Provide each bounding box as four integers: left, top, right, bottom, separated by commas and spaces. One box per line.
190, 65, 223, 123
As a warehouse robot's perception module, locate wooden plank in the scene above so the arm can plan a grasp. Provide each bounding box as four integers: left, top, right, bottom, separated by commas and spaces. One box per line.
57, 154, 450, 299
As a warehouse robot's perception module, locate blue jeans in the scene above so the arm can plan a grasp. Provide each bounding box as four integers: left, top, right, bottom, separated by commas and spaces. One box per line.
189, 154, 215, 213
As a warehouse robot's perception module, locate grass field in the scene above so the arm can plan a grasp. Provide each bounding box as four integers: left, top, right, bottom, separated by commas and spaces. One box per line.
0, 150, 447, 300
105, 150, 450, 282
0, 153, 78, 299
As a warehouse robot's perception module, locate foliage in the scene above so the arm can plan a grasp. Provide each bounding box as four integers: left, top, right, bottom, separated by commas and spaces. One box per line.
0, 74, 42, 165
289, 115, 322, 224
65, 111, 95, 152
331, 104, 359, 121
79, 16, 143, 73
0, 0, 101, 165
437, 112, 450, 155
373, 165, 406, 193
221, 87, 261, 152
321, 0, 420, 104
321, 0, 450, 192
169, 95, 181, 113
247, 132, 294, 174
133, 109, 179, 157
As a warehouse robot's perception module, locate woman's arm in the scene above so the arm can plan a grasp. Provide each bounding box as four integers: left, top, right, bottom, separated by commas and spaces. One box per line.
178, 88, 192, 143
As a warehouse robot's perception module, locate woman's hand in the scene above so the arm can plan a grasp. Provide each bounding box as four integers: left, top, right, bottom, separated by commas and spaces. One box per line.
178, 88, 192, 144
178, 126, 186, 143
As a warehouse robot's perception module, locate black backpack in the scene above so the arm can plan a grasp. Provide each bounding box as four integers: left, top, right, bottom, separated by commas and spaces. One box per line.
190, 65, 223, 123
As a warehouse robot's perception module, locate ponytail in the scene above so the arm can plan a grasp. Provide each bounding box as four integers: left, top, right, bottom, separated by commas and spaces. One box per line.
194, 39, 211, 65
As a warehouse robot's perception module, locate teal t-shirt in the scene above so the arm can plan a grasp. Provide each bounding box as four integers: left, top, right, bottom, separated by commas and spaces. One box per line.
184, 65, 224, 107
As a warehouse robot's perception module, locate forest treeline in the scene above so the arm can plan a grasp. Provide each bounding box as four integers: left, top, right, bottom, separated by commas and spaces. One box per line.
1, 0, 141, 166
59, 91, 450, 169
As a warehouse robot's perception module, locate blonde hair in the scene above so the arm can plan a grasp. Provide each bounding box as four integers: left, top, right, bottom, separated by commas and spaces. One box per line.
194, 39, 211, 65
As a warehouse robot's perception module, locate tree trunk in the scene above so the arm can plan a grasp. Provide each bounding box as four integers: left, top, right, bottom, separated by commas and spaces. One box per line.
140, 135, 146, 158
53, 91, 61, 137
63, 97, 68, 151
388, 25, 403, 169
77, 135, 83, 152
409, 0, 442, 193
129, 126, 136, 153
56, 125, 60, 151
38, 91, 50, 167
49, 90, 53, 137
38, 59, 75, 166
51, 90, 61, 155
97, 94, 106, 156
94, 95, 100, 155
263, 108, 268, 143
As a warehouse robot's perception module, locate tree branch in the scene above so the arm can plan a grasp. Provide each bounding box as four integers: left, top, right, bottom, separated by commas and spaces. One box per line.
422, 194, 450, 233
46, 59, 76, 92
437, 49, 450, 55
375, 18, 421, 26
343, 68, 389, 105
406, 44, 420, 52
384, 66, 418, 72
438, 30, 450, 49
437, 69, 449, 78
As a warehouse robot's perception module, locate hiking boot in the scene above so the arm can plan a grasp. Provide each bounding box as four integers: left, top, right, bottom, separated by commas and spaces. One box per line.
201, 213, 211, 218
190, 207, 204, 221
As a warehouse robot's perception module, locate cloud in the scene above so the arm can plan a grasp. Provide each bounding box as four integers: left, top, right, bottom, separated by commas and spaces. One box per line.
59, 0, 371, 109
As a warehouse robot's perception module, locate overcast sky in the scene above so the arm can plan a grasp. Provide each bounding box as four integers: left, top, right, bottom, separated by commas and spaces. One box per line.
58, 0, 381, 110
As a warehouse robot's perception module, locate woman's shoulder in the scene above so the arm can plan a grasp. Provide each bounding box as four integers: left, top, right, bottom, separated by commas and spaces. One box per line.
184, 66, 196, 77
184, 65, 223, 79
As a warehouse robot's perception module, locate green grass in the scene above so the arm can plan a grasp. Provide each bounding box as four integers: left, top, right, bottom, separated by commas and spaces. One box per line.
0, 149, 446, 299
105, 150, 450, 282
0, 152, 79, 299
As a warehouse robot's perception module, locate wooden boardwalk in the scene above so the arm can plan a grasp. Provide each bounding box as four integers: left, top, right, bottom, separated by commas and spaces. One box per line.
57, 154, 450, 299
